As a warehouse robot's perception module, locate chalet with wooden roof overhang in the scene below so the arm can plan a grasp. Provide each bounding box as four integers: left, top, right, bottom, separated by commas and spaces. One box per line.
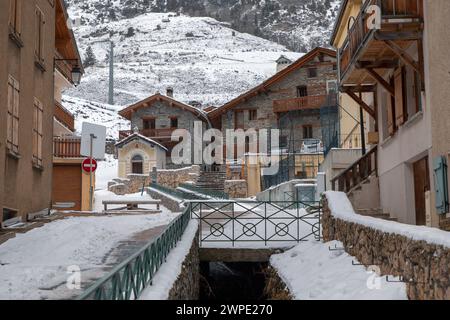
209, 47, 338, 154
330, 0, 450, 231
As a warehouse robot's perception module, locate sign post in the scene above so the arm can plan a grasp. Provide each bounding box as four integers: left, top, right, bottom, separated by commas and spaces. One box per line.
81, 122, 106, 212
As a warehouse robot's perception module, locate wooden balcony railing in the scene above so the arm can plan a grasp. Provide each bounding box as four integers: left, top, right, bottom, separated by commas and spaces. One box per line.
53, 137, 81, 158
55, 50, 75, 84
119, 128, 177, 140
331, 146, 378, 193
339, 0, 424, 80
54, 101, 75, 132
273, 95, 334, 113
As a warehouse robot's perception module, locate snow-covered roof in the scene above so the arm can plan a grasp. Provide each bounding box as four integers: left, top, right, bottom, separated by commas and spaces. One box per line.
115, 133, 168, 152
118, 93, 209, 122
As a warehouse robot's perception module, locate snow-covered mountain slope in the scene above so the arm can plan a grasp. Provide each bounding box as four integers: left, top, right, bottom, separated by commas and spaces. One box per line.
62, 96, 129, 140
64, 12, 303, 108
65, 0, 342, 52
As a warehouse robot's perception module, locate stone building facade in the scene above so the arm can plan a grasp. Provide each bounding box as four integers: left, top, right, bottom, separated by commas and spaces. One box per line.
118, 91, 209, 166
209, 47, 338, 157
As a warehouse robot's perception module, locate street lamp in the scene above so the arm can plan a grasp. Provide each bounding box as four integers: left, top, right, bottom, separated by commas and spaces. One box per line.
71, 65, 82, 86
54, 58, 83, 87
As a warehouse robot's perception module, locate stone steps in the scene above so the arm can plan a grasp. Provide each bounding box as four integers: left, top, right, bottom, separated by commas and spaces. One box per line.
195, 170, 227, 192
356, 208, 397, 222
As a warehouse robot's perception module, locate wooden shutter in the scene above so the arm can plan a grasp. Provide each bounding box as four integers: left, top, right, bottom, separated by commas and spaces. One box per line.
35, 6, 44, 61
434, 156, 449, 214
394, 67, 407, 127
7, 77, 14, 147
8, 0, 15, 28
15, 0, 21, 35
13, 78, 20, 150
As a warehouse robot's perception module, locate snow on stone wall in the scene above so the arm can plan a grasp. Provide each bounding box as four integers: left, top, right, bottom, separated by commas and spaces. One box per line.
323, 192, 450, 300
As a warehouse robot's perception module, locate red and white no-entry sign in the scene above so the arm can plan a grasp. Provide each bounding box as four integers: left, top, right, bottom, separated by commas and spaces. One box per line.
82, 158, 98, 173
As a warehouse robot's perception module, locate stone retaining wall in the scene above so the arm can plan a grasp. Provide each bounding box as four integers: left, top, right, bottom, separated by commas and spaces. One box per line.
224, 180, 248, 199
168, 230, 200, 300
157, 166, 200, 189
108, 174, 149, 195
264, 266, 293, 300
322, 197, 450, 300
146, 188, 184, 212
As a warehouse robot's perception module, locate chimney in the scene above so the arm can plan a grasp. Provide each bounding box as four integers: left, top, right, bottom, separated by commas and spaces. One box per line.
166, 87, 174, 98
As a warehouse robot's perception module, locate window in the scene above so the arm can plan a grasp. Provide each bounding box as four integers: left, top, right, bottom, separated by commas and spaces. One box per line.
327, 80, 338, 94
7, 75, 20, 155
308, 68, 318, 78
131, 155, 144, 174
170, 117, 178, 128
297, 86, 308, 97
235, 111, 245, 129
143, 118, 155, 130
280, 136, 288, 148
248, 110, 257, 121
3, 208, 18, 222
33, 98, 44, 167
34, 6, 45, 64
303, 125, 313, 139
8, 0, 22, 36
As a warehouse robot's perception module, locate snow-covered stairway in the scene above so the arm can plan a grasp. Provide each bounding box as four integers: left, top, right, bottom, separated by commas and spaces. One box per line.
195, 167, 227, 192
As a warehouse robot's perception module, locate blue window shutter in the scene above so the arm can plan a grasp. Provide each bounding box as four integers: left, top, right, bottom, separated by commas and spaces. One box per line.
433, 156, 449, 214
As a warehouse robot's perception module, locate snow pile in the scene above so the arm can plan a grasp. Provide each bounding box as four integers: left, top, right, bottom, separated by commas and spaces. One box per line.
139, 220, 198, 300
270, 240, 407, 300
325, 191, 450, 249
96, 154, 119, 190
0, 213, 176, 300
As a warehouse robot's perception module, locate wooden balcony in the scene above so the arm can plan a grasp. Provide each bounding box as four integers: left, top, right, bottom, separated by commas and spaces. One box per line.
331, 146, 378, 193
54, 101, 75, 132
53, 137, 81, 158
273, 95, 334, 113
55, 50, 75, 84
339, 0, 424, 85
119, 128, 177, 141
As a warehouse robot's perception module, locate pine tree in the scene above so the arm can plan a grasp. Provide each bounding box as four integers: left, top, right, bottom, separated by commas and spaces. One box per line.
83, 46, 97, 68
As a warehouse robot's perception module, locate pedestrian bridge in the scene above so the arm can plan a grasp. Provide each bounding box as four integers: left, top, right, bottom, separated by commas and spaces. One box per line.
76, 200, 322, 300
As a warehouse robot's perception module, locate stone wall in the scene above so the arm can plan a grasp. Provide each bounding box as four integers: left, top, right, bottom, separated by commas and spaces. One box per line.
224, 180, 248, 199
264, 266, 293, 300
322, 196, 450, 300
157, 166, 200, 189
146, 187, 184, 213
168, 230, 200, 300
108, 174, 149, 195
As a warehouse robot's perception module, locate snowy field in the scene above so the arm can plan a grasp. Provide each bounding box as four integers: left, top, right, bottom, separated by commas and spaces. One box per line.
271, 240, 407, 300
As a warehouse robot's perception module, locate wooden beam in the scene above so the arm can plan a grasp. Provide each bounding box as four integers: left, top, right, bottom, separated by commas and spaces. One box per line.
365, 68, 395, 97
383, 40, 422, 76
343, 88, 376, 119
340, 85, 377, 93
356, 60, 399, 70
375, 31, 422, 42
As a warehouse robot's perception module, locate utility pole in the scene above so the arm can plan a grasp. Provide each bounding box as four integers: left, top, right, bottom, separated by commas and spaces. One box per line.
108, 40, 114, 105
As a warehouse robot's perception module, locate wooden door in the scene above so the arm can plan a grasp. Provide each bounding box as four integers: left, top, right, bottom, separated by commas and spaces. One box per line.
132, 162, 143, 174
52, 164, 82, 211
235, 111, 245, 129
413, 157, 430, 226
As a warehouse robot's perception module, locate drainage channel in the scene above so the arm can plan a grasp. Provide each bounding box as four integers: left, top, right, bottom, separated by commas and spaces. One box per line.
200, 262, 269, 300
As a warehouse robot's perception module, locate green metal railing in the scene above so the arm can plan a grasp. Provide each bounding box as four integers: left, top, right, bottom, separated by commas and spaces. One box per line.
148, 183, 198, 200
77, 206, 191, 300
179, 183, 229, 200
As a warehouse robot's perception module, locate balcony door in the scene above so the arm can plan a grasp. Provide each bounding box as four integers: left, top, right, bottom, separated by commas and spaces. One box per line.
235, 111, 245, 129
